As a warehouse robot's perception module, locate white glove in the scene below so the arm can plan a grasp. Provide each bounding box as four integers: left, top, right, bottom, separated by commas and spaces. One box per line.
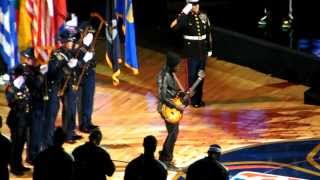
40, 64, 48, 74
208, 51, 212, 57
83, 52, 93, 63
2, 74, 10, 82
182, 3, 192, 14
13, 76, 25, 89
65, 13, 78, 28
67, 58, 78, 68
83, 33, 93, 46
112, 19, 117, 27
0, 74, 10, 85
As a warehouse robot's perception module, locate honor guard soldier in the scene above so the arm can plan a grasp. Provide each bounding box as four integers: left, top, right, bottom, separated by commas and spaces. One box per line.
43, 38, 68, 147
77, 25, 98, 133
43, 13, 78, 146
18, 48, 47, 164
171, 0, 213, 108
59, 29, 83, 143
6, 65, 32, 176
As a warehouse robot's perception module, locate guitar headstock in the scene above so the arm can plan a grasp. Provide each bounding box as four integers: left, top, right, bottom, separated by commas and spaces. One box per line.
198, 70, 206, 79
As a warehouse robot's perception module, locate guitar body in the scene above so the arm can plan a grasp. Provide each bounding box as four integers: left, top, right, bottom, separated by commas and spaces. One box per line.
160, 70, 205, 124
161, 97, 184, 124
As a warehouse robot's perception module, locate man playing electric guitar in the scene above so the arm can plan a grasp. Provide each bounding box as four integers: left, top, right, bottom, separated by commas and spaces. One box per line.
157, 52, 187, 170
158, 52, 205, 170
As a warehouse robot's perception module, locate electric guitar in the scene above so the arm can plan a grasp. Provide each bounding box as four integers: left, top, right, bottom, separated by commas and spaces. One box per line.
161, 70, 205, 124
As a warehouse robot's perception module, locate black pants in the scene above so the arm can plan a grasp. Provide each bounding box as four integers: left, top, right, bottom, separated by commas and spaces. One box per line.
10, 126, 28, 170
187, 57, 206, 105
160, 120, 179, 162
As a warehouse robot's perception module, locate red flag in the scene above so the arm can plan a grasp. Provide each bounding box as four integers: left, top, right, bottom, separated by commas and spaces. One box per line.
54, 0, 67, 32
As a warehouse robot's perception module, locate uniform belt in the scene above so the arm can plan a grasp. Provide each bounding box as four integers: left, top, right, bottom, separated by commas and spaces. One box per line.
183, 35, 206, 40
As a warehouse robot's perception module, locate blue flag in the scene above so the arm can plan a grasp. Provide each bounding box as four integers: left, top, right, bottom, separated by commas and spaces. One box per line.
105, 0, 122, 86
124, 0, 139, 74
0, 0, 19, 71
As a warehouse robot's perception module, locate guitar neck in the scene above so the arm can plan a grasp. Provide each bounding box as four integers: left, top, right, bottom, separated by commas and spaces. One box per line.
188, 77, 203, 95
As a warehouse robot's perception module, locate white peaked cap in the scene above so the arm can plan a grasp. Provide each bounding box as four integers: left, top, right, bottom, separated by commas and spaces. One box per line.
65, 13, 78, 27
186, 0, 199, 3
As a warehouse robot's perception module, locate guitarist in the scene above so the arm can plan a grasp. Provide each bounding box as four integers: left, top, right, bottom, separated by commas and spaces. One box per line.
157, 52, 188, 169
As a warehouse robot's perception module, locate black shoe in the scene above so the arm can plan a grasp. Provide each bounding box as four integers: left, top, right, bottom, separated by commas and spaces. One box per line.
79, 127, 91, 133
88, 124, 99, 130
72, 134, 83, 140
192, 101, 205, 108
163, 161, 180, 171
10, 168, 25, 176
65, 139, 77, 144
20, 166, 31, 172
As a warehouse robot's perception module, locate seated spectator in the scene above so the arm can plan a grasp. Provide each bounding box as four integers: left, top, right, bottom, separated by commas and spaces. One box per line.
124, 135, 167, 180
33, 127, 74, 180
72, 129, 115, 180
186, 144, 229, 180
0, 116, 11, 180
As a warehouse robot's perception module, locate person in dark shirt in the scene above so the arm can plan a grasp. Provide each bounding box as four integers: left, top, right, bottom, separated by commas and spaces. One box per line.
124, 135, 167, 180
33, 127, 74, 180
157, 52, 188, 170
0, 116, 11, 180
186, 144, 229, 180
72, 129, 115, 180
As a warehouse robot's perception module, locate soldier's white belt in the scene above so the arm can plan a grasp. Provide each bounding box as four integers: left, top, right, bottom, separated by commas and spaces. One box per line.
183, 35, 206, 40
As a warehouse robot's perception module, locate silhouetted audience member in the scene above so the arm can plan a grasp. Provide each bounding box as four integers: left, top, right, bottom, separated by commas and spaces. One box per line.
186, 144, 229, 180
33, 127, 74, 180
124, 135, 167, 180
0, 116, 11, 180
72, 129, 115, 180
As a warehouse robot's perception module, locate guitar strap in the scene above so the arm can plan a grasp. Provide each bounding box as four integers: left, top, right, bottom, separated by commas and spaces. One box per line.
172, 72, 185, 92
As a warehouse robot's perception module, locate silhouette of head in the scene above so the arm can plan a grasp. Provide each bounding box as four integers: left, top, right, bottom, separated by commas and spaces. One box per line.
89, 129, 102, 145
207, 144, 222, 159
166, 52, 181, 71
53, 127, 66, 147
143, 135, 157, 154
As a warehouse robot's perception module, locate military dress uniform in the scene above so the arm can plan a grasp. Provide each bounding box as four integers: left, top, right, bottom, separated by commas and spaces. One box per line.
18, 47, 47, 162
77, 43, 97, 133
43, 48, 65, 147
25, 64, 46, 162
173, 2, 212, 107
5, 74, 32, 175
60, 47, 81, 142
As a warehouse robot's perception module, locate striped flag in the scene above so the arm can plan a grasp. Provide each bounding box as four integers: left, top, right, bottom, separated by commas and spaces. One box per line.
24, 0, 56, 63
0, 0, 20, 70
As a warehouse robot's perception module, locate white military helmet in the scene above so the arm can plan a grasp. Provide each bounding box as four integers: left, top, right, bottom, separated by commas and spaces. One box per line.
186, 0, 199, 3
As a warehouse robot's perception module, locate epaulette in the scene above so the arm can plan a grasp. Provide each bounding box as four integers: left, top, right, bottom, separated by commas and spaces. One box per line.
53, 51, 67, 61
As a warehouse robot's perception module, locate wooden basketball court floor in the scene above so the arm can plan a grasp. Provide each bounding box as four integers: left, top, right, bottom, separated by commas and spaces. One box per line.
1, 47, 320, 179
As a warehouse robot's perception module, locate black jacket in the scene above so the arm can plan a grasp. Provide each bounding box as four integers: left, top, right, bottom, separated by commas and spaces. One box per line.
124, 154, 167, 180
72, 142, 115, 180
0, 134, 11, 180
186, 156, 229, 180
157, 66, 180, 114
33, 146, 74, 180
